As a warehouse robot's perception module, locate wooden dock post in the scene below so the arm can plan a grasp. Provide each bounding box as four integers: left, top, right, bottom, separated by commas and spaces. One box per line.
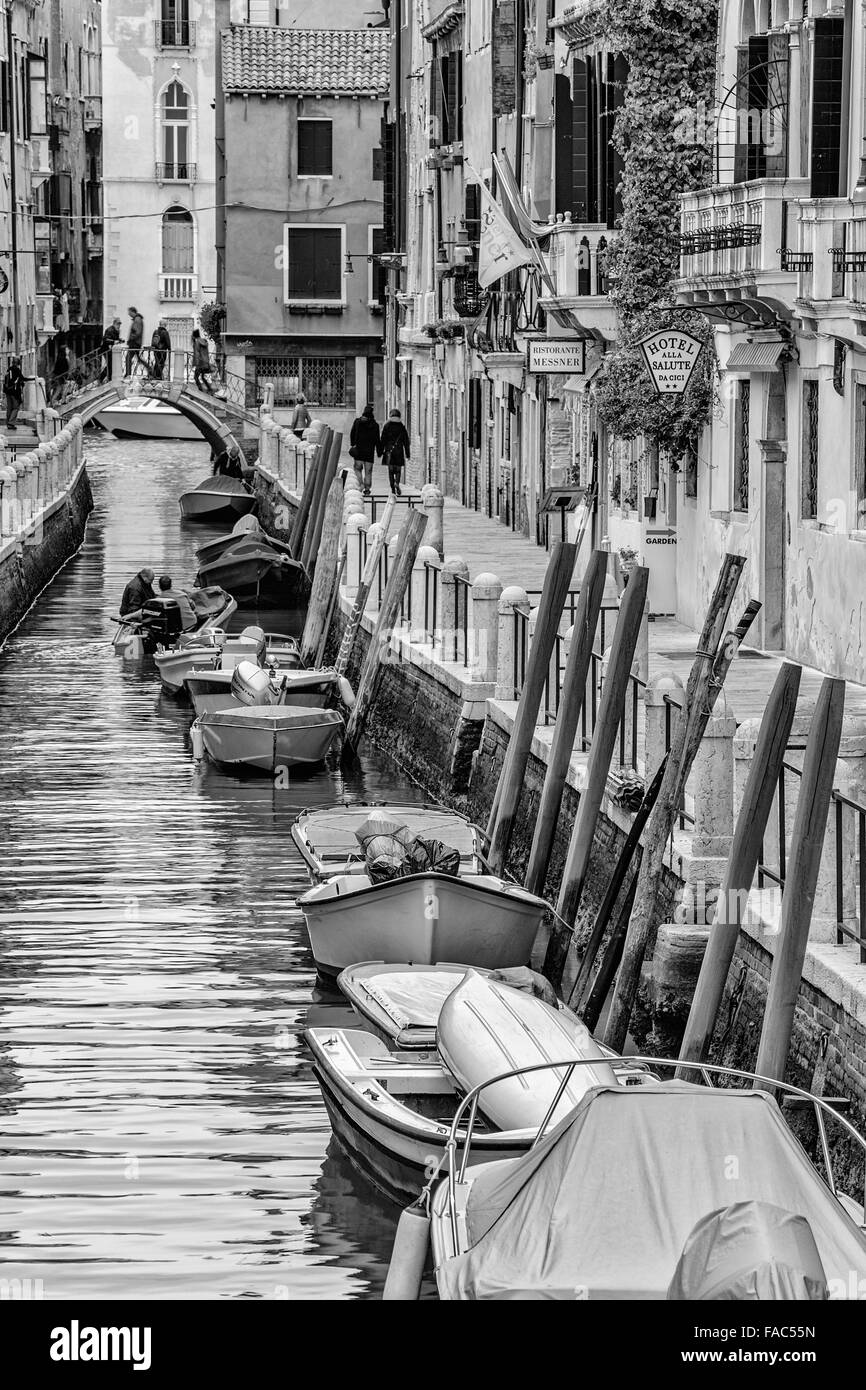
485, 542, 578, 878
300, 475, 345, 666
677, 662, 802, 1071
343, 508, 429, 752
289, 427, 330, 556
544, 565, 650, 988
334, 496, 396, 678
603, 557, 753, 1052
754, 677, 845, 1089
302, 431, 341, 574
524, 549, 608, 898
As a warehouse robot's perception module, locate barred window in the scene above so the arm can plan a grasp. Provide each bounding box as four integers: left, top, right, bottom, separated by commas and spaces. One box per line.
255, 356, 348, 408
802, 379, 819, 518
733, 381, 750, 512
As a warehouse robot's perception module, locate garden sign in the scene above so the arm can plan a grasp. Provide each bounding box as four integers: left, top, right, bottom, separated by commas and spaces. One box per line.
639, 327, 704, 395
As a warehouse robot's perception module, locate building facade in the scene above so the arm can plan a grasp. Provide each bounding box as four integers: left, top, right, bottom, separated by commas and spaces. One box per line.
217, 14, 389, 435
674, 0, 866, 678
101, 0, 216, 367
1, 0, 103, 398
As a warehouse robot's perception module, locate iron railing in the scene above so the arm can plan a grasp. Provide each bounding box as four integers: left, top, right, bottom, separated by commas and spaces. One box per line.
155, 162, 197, 183
154, 19, 196, 48
453, 572, 471, 665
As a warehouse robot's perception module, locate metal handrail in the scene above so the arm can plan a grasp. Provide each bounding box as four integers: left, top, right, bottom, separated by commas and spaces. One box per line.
442, 1055, 866, 1251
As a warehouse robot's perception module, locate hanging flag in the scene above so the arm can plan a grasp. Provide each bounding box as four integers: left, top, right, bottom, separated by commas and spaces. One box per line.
477, 180, 534, 289
493, 152, 551, 241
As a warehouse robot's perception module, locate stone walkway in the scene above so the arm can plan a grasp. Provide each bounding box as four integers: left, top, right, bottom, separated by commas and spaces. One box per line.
365, 485, 866, 730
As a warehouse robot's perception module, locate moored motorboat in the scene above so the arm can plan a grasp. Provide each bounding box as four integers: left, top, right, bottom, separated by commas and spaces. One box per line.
427, 1061, 866, 1300
196, 538, 305, 600
178, 474, 257, 523
185, 665, 343, 718
194, 703, 343, 775
292, 804, 481, 883
298, 870, 547, 979
96, 395, 201, 440
305, 975, 648, 1205
112, 586, 236, 658
154, 625, 270, 693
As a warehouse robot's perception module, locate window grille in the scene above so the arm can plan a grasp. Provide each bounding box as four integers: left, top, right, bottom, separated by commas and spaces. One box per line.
254, 357, 348, 408
733, 381, 750, 511
802, 380, 819, 518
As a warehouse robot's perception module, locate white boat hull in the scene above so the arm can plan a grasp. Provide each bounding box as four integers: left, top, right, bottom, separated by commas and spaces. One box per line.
199, 705, 343, 775
185, 669, 338, 718
96, 397, 201, 440
299, 872, 547, 979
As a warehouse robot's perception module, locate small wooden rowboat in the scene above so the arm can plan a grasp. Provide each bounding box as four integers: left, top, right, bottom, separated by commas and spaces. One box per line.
196, 538, 305, 600
196, 704, 343, 775
298, 871, 547, 980
292, 804, 481, 883
195, 514, 268, 566
178, 475, 257, 523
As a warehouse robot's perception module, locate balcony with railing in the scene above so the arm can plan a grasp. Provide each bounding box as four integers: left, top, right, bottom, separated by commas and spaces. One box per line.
159, 272, 198, 302
154, 19, 196, 49
155, 162, 197, 185
538, 219, 618, 341
677, 178, 809, 310
83, 95, 102, 130
794, 199, 866, 312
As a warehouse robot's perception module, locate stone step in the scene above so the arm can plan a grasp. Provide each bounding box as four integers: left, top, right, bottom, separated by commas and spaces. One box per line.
1, 429, 40, 451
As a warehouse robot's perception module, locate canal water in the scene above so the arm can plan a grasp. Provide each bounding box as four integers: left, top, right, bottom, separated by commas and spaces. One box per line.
0, 433, 436, 1300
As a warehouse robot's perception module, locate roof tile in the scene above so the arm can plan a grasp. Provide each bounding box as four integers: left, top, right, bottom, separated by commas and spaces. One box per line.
221, 25, 390, 98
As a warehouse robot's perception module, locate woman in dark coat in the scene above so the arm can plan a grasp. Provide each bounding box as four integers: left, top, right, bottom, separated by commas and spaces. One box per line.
378, 408, 411, 496
349, 403, 380, 496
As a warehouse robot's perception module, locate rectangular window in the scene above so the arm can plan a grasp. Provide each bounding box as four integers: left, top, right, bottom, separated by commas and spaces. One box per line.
369, 226, 387, 305
255, 356, 348, 408
802, 380, 819, 519
733, 381, 750, 512
284, 225, 343, 302
811, 17, 844, 198
28, 53, 47, 137
297, 119, 333, 177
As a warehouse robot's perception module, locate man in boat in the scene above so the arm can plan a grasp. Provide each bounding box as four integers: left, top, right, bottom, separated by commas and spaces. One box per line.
156, 574, 196, 629
119, 568, 155, 617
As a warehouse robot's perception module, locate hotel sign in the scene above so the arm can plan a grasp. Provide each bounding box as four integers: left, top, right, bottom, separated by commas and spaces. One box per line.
639, 328, 703, 394
527, 338, 587, 374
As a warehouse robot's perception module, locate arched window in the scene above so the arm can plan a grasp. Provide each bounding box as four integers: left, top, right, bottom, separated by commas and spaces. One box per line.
161, 81, 190, 180
162, 205, 194, 273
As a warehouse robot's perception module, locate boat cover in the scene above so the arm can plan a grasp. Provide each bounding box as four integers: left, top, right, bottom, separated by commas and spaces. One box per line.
352, 969, 468, 1028
667, 1202, 828, 1300
205, 705, 342, 730
439, 1084, 866, 1300
299, 806, 477, 868
193, 475, 251, 496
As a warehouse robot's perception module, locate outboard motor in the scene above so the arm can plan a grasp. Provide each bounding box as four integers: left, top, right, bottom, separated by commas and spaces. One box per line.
230, 659, 272, 707
137, 597, 184, 654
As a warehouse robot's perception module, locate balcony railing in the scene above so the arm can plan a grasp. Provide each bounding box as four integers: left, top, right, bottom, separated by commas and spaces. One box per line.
159, 272, 198, 302
796, 202, 866, 304
679, 179, 809, 284
85, 228, 103, 259
542, 221, 612, 298
83, 95, 101, 129
154, 19, 196, 49
155, 162, 197, 184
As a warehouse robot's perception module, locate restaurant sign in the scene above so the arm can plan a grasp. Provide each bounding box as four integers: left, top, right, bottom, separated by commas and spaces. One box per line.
527, 338, 587, 375
639, 328, 703, 395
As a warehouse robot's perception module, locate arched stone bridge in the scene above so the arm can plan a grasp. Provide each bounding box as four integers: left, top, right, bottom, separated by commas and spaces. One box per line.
52, 350, 260, 457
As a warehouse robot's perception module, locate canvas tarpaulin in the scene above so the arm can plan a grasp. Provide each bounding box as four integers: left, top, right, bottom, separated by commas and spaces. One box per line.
667, 1201, 828, 1300
438, 1084, 866, 1300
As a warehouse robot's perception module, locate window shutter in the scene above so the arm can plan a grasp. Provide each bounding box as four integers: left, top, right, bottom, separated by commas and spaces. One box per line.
554, 73, 573, 216
733, 45, 749, 183
382, 119, 396, 249
468, 378, 482, 451
765, 31, 788, 178
493, 0, 517, 117
372, 146, 384, 181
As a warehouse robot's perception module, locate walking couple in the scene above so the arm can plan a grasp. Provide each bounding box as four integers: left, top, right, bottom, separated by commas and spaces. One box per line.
349, 404, 410, 498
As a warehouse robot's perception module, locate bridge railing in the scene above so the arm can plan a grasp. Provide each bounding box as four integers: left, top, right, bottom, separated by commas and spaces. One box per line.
47, 347, 106, 411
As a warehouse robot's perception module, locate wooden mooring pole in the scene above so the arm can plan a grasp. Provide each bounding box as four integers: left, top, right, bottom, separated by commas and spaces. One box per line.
523, 548, 608, 899
603, 557, 754, 1053
343, 508, 429, 754
302, 431, 341, 574
544, 565, 649, 989
300, 475, 345, 667
485, 541, 578, 878
333, 496, 396, 678
677, 661, 802, 1072
289, 426, 331, 557
754, 676, 845, 1090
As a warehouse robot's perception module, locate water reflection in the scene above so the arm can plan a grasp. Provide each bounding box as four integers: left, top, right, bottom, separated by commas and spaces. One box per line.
0, 432, 431, 1300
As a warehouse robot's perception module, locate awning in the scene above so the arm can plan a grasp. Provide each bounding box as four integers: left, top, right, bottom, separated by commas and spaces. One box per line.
725, 339, 786, 372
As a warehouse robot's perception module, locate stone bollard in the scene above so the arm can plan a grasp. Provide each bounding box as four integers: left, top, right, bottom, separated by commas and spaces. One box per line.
690, 691, 737, 859
644, 671, 685, 781
0, 465, 16, 536
412, 544, 440, 643
69, 415, 84, 470
261, 418, 278, 475
111, 343, 124, 381
495, 583, 530, 699
344, 513, 370, 600
471, 572, 504, 685
438, 556, 470, 662
598, 569, 620, 653
421, 482, 444, 558
171, 348, 187, 383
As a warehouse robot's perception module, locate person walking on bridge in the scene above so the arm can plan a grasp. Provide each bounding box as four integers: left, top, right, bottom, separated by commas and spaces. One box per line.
191, 329, 215, 394
149, 320, 171, 380
100, 318, 122, 382
125, 307, 145, 377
